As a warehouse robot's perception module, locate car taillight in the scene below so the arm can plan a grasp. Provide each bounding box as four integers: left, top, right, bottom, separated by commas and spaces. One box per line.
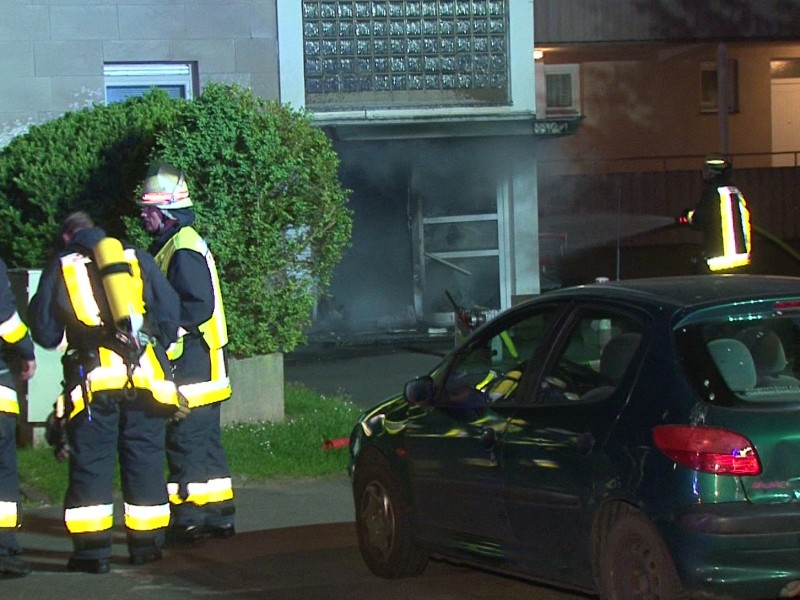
774, 300, 800, 314
652, 425, 761, 476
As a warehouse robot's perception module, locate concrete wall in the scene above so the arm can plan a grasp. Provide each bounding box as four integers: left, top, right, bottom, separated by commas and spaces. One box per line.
0, 0, 279, 146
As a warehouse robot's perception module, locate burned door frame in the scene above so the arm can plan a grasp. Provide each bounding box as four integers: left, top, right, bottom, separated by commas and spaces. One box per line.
410, 173, 512, 328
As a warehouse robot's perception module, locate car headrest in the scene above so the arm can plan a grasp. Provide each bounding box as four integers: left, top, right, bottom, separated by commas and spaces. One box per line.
707, 338, 757, 391
600, 332, 642, 382
734, 327, 788, 376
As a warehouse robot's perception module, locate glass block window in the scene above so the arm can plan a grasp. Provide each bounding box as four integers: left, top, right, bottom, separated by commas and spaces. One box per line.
303, 1, 510, 111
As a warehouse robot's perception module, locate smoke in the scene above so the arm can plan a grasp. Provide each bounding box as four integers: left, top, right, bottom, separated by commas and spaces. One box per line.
540, 212, 676, 252
319, 137, 523, 335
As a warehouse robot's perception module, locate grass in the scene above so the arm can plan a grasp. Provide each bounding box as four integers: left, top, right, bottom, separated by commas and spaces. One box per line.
17, 382, 363, 506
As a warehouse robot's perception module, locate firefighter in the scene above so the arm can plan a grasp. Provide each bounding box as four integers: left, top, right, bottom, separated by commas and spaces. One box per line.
678, 154, 751, 272
139, 163, 235, 544
0, 257, 36, 577
28, 211, 181, 574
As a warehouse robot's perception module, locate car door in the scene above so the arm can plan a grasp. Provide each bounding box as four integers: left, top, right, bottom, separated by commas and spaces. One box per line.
499, 305, 647, 587
403, 301, 567, 558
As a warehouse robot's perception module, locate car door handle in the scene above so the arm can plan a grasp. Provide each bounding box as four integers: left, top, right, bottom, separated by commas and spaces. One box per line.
479, 427, 497, 450
576, 432, 595, 455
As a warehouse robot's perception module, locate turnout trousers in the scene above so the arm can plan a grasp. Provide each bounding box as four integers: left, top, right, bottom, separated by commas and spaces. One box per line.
65, 393, 170, 561
166, 402, 234, 530
0, 412, 20, 556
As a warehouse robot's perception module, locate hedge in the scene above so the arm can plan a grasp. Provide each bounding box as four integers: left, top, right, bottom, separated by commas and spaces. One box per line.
0, 84, 352, 356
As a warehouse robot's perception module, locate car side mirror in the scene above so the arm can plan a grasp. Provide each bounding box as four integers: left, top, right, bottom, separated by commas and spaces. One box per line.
404, 376, 436, 405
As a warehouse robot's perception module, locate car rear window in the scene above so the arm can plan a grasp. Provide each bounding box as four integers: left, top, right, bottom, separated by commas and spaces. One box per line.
678, 312, 800, 405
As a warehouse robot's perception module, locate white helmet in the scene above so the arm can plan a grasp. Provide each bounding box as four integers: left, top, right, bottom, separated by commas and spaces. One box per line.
140, 163, 192, 209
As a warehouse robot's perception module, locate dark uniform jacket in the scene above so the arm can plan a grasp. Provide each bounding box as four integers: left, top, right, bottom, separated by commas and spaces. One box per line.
149, 209, 230, 408
28, 227, 180, 413
0, 257, 34, 415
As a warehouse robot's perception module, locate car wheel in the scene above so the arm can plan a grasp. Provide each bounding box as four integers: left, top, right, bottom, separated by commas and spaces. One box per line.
597, 505, 685, 600
354, 457, 428, 579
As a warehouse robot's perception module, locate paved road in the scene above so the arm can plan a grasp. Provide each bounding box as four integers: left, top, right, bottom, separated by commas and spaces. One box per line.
7, 476, 590, 600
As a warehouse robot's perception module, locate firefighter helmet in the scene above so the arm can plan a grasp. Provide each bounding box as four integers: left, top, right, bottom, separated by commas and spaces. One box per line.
140, 163, 192, 208
702, 154, 732, 182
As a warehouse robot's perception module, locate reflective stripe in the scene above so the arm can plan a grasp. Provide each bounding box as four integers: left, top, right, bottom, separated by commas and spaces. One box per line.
61, 253, 102, 326
178, 347, 231, 407
0, 500, 19, 528
0, 311, 28, 344
708, 186, 751, 271
64, 503, 114, 534
0, 385, 19, 415
124, 502, 170, 531
66, 345, 178, 419
167, 481, 209, 506
154, 227, 228, 351
206, 477, 234, 503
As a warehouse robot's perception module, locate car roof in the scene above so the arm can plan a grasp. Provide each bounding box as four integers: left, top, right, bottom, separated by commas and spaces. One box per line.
540, 274, 800, 312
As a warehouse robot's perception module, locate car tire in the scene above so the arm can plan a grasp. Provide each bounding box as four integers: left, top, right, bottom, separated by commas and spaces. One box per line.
596, 505, 685, 600
353, 457, 428, 579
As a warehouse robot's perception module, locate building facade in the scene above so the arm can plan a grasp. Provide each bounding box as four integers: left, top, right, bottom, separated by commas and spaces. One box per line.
0, 0, 556, 339
4, 1, 800, 338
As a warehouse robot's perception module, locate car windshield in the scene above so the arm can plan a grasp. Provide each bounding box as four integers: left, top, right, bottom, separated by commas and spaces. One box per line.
678, 312, 800, 404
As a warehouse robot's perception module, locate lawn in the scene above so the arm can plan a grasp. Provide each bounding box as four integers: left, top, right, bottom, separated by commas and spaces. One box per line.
17, 382, 363, 506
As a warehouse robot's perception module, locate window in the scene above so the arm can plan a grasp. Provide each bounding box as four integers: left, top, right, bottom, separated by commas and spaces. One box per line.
544, 64, 580, 116
104, 63, 196, 104
700, 60, 738, 113
540, 310, 643, 404
440, 305, 561, 406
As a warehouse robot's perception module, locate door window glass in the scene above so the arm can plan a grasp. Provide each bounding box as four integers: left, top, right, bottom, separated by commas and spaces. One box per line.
440, 305, 562, 406
540, 310, 644, 404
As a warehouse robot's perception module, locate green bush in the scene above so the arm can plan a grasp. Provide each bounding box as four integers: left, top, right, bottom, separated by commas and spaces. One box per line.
0, 84, 351, 356
0, 90, 181, 266
129, 83, 352, 356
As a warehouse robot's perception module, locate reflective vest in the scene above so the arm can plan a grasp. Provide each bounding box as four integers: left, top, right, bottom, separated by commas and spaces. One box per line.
60, 248, 178, 418
154, 227, 231, 408
705, 186, 752, 272
0, 310, 28, 415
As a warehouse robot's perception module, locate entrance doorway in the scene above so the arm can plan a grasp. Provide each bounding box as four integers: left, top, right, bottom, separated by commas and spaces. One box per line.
771, 61, 800, 167
410, 148, 508, 328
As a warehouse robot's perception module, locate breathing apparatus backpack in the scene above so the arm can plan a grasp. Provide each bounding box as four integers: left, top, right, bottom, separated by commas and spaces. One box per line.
92, 237, 148, 389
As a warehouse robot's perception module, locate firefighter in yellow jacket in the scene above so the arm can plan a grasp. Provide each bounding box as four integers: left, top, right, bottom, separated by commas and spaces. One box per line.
28, 212, 181, 574
679, 155, 751, 272
139, 163, 235, 543
0, 256, 36, 577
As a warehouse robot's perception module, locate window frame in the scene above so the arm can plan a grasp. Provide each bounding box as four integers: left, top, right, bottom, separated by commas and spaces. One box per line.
103, 62, 197, 104
543, 63, 581, 117
700, 59, 739, 114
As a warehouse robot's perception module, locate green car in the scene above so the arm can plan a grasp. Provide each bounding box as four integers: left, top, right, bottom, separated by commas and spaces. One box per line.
349, 275, 800, 600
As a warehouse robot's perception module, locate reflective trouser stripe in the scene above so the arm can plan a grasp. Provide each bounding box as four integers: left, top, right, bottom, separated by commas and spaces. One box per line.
168, 477, 234, 506
167, 481, 208, 506
206, 477, 234, 504
124, 502, 171, 531
64, 504, 114, 534
0, 500, 18, 528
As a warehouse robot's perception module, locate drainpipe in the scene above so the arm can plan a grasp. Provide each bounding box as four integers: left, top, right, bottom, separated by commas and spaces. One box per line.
717, 43, 730, 156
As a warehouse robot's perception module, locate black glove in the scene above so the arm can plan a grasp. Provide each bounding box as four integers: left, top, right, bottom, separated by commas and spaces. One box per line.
45, 411, 70, 463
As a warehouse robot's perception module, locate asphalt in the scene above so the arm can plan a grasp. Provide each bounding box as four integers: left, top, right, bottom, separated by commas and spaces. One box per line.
5, 338, 585, 600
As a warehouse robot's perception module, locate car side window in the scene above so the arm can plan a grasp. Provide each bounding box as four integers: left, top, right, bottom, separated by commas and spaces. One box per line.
440, 306, 561, 406
540, 310, 644, 404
